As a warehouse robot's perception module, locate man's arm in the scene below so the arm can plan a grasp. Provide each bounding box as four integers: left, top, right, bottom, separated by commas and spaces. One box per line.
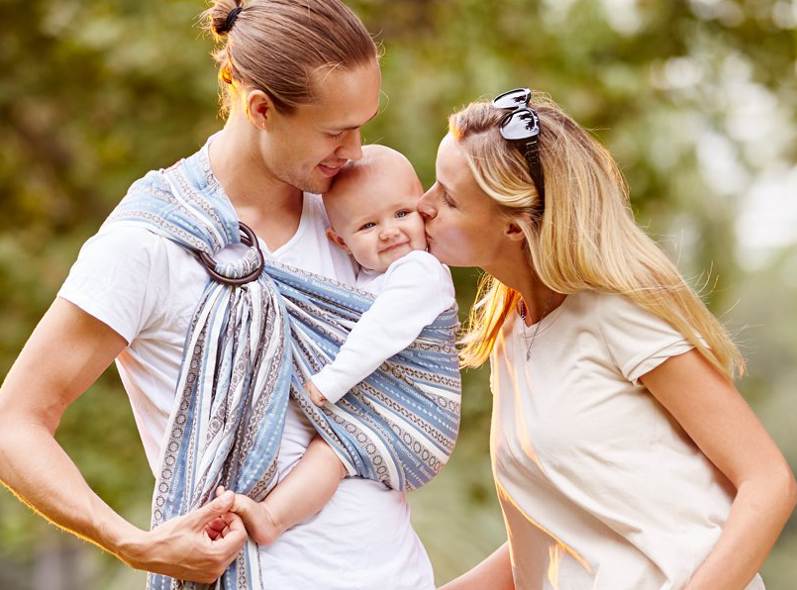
0, 298, 247, 583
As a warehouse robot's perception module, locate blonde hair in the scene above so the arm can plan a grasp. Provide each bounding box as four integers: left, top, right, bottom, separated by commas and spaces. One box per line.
455, 93, 744, 378
202, 0, 377, 114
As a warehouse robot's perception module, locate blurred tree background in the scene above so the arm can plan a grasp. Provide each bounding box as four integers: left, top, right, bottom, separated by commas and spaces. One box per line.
1, 0, 795, 588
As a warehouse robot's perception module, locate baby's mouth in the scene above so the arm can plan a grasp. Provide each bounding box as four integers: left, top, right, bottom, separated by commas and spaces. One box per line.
380, 241, 409, 254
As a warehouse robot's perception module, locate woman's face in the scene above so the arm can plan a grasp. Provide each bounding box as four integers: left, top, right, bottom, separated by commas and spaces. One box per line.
418, 133, 512, 269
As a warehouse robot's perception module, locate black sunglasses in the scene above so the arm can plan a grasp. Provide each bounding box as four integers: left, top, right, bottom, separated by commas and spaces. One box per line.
493, 88, 545, 210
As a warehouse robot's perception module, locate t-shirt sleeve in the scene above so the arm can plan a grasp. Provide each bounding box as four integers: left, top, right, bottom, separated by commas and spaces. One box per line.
596, 293, 695, 385
311, 250, 456, 403
57, 226, 172, 344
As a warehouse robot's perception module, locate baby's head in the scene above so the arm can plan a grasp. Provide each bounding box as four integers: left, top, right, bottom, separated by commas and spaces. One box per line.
323, 145, 427, 273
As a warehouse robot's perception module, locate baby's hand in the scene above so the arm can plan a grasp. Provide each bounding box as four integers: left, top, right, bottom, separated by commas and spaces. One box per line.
306, 380, 328, 407
215, 486, 282, 546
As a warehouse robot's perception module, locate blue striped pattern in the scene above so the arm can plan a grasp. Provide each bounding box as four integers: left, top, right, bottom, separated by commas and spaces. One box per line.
105, 143, 461, 590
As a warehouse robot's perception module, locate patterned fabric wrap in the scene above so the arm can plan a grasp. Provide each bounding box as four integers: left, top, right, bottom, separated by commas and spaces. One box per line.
104, 143, 461, 590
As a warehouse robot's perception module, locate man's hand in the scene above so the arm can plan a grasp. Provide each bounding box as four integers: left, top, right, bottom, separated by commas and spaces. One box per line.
305, 379, 328, 407
124, 491, 247, 584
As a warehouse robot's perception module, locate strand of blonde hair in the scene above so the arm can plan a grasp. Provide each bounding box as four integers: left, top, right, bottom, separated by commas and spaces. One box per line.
455, 94, 744, 379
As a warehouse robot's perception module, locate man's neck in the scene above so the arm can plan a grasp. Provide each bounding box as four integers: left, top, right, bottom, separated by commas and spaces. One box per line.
208, 118, 304, 250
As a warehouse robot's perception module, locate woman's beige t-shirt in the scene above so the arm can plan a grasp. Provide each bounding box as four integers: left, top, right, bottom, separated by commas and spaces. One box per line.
489, 290, 764, 590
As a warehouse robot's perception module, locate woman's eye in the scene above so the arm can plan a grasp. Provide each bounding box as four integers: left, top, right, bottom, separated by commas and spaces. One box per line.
443, 193, 456, 208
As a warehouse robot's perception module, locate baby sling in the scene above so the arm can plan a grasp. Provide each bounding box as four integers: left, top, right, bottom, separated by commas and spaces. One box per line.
104, 142, 461, 590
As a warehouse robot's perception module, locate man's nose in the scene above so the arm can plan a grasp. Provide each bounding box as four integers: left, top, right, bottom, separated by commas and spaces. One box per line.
337, 129, 363, 162
418, 191, 437, 220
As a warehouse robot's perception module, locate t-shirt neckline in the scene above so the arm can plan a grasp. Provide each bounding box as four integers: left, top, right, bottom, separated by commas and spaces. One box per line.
513, 293, 572, 340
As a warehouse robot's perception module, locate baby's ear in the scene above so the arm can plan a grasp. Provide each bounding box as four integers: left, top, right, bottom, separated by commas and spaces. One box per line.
326, 228, 351, 254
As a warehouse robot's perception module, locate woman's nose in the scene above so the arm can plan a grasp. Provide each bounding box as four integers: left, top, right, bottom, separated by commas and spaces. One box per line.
418, 191, 437, 220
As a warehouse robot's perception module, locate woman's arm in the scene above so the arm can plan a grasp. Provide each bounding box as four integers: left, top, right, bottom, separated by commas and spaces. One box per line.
640, 349, 797, 590
0, 298, 247, 583
438, 542, 515, 590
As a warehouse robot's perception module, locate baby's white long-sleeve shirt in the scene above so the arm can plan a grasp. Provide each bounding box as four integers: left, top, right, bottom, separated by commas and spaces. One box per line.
311, 250, 456, 404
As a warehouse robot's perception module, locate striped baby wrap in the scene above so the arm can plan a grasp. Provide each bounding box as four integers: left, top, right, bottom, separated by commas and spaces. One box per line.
105, 141, 461, 590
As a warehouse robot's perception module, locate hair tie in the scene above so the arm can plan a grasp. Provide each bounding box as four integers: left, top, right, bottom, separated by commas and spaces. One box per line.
223, 6, 244, 33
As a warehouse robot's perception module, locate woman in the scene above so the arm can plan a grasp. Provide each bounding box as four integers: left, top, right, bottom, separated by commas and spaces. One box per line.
419, 89, 796, 590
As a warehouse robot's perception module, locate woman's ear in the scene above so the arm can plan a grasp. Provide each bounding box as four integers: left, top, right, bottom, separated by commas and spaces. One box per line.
326, 228, 351, 254
504, 212, 533, 242
246, 90, 273, 131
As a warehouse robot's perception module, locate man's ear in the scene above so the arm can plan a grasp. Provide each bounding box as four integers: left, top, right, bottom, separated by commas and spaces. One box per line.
326, 228, 351, 254
246, 90, 273, 131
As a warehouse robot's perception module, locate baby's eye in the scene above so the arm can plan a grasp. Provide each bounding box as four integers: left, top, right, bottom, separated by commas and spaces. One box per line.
396, 210, 410, 218
359, 222, 376, 230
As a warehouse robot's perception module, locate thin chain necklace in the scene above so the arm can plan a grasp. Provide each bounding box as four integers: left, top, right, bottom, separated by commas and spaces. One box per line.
518, 294, 554, 361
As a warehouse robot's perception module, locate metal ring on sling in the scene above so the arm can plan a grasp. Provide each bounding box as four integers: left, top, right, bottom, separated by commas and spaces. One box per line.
199, 222, 265, 286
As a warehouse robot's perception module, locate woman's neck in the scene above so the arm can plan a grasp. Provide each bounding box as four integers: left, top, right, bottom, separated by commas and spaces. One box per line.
484, 245, 566, 326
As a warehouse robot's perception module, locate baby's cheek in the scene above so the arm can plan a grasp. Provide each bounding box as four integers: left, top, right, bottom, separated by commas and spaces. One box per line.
413, 225, 428, 250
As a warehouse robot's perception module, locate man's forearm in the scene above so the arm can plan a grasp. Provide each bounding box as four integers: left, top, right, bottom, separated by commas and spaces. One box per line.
0, 300, 247, 582
0, 419, 144, 564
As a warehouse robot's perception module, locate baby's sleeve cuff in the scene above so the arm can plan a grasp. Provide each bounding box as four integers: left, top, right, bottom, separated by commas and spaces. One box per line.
309, 367, 350, 404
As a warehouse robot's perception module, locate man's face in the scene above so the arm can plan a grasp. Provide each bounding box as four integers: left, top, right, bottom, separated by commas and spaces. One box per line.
259, 59, 381, 195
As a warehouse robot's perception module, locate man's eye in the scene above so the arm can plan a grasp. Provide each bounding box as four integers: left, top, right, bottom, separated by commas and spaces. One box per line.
327, 131, 344, 139
359, 222, 375, 230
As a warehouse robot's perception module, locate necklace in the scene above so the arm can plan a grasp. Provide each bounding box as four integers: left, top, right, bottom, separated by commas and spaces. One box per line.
518, 294, 555, 361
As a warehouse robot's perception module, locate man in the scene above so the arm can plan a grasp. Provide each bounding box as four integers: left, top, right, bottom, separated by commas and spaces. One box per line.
0, 2, 436, 588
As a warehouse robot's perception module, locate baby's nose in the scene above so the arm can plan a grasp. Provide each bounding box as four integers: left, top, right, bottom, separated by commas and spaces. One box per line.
380, 226, 400, 240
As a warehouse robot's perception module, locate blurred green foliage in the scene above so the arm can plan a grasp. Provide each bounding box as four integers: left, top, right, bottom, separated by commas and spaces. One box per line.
1, 0, 796, 588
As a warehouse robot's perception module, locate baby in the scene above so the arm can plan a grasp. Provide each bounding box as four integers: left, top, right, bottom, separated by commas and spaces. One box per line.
218, 145, 455, 545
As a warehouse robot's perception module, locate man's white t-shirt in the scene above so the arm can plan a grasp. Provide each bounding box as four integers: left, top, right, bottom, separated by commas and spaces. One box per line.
58, 191, 435, 590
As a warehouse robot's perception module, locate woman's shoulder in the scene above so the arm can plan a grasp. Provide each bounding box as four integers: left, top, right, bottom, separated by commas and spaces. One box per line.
568, 290, 649, 323
561, 290, 681, 346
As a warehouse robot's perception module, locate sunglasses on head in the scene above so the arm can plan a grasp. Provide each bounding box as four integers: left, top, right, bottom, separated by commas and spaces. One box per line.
493, 88, 545, 210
